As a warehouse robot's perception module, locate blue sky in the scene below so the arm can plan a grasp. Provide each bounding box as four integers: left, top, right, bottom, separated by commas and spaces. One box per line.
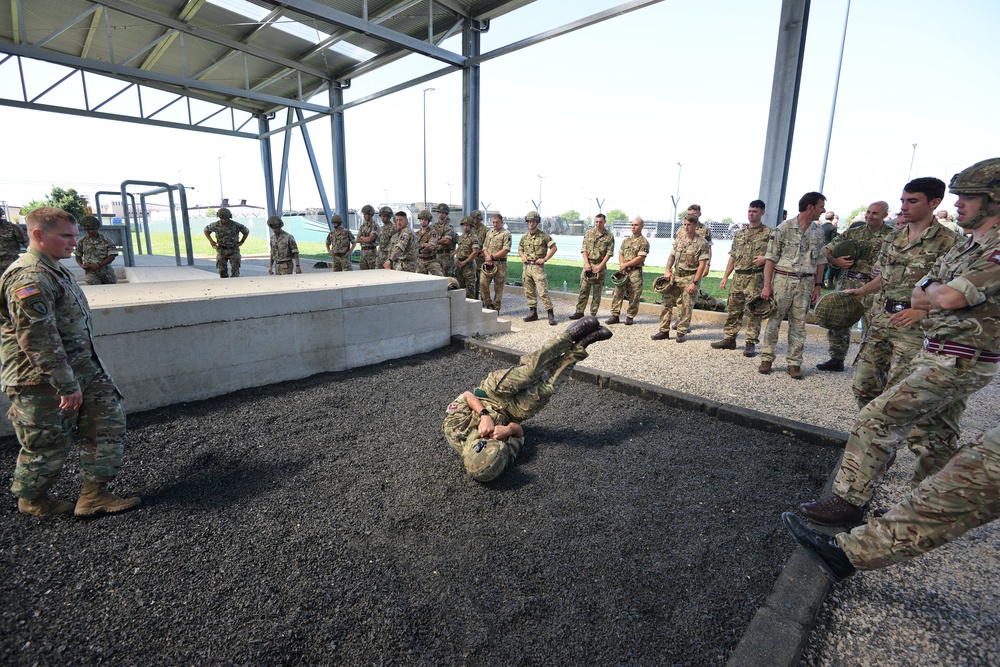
1, 0, 998, 224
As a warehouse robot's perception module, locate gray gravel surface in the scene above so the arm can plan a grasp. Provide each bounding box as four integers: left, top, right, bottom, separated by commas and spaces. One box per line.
1, 342, 839, 666
490, 288, 999, 667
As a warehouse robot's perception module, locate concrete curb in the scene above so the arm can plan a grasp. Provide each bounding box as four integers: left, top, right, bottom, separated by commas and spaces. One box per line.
452, 333, 848, 666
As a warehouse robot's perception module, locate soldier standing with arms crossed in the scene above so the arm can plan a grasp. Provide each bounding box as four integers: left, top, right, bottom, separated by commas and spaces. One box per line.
652, 214, 709, 342
518, 211, 558, 325
204, 207, 249, 278
480, 213, 511, 312
2, 207, 139, 516
606, 217, 649, 326
356, 205, 379, 270
569, 214, 615, 320
711, 200, 770, 356
433, 204, 456, 276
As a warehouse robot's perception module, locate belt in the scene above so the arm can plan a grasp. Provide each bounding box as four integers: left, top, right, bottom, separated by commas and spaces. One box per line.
774, 268, 813, 279
217, 245, 235, 250
361, 244, 376, 249
735, 268, 764, 275
490, 258, 507, 263
845, 271, 871, 280
923, 338, 1000, 363
884, 299, 910, 314
675, 268, 697, 276
524, 260, 540, 265
275, 259, 292, 264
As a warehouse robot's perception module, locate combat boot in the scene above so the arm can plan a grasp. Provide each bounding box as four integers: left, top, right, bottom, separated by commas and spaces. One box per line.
605, 315, 620, 325
579, 326, 613, 348
650, 331, 670, 341
566, 315, 600, 343
743, 342, 757, 357
568, 312, 584, 320
787, 365, 803, 380
547, 310, 557, 326
711, 337, 737, 350
816, 359, 845, 372
523, 309, 538, 322
799, 493, 864, 526
75, 482, 141, 516
18, 495, 74, 517
757, 360, 772, 374
782, 513, 856, 582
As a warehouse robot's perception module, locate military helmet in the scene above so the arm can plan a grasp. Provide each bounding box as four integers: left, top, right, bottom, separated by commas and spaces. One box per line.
745, 295, 776, 320
471, 209, 484, 221
379, 206, 393, 217
217, 207, 232, 219
330, 214, 344, 225
610, 270, 628, 286
465, 438, 512, 482
481, 261, 497, 276
436, 203, 450, 213
447, 277, 461, 291
266, 215, 283, 228
361, 204, 375, 215
460, 215, 474, 227
949, 158, 1000, 200
652, 275, 670, 293
659, 280, 682, 304
813, 291, 865, 330
79, 215, 101, 230
525, 210, 540, 222
831, 238, 862, 262
418, 209, 432, 221
582, 269, 602, 285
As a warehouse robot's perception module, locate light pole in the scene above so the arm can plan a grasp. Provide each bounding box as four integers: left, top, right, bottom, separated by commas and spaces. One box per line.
422, 87, 435, 210
217, 155, 225, 206
908, 143, 918, 181
537, 175, 544, 214
671, 162, 683, 238
447, 182, 453, 207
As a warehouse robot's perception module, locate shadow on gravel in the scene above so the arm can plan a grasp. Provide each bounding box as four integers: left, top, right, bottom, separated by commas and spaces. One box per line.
0, 346, 840, 666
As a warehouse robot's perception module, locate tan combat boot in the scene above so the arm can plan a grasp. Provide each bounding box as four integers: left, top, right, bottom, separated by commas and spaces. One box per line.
18, 495, 74, 516
75, 482, 141, 516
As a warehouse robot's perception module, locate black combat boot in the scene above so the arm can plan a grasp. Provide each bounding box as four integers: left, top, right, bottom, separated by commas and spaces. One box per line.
523, 309, 538, 322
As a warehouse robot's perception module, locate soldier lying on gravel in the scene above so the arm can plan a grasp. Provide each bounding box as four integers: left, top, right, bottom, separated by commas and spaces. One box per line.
443, 316, 612, 482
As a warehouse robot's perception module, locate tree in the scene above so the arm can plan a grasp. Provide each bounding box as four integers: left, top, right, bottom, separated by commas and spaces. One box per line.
722, 217, 734, 225
561, 209, 581, 222
847, 205, 867, 223
20, 186, 89, 222
607, 209, 628, 222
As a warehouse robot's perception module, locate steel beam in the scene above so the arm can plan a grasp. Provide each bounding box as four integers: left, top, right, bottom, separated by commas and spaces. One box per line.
462, 20, 480, 216
259, 115, 277, 217
296, 108, 333, 223
330, 85, 348, 221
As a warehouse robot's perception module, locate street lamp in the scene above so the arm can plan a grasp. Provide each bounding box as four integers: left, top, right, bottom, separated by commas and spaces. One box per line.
537, 175, 544, 214
671, 162, 683, 238
217, 155, 226, 206
422, 87, 435, 210
447, 182, 453, 207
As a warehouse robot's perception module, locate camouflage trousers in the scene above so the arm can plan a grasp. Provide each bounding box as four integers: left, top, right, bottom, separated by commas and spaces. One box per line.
852, 318, 924, 409
826, 275, 874, 361
359, 248, 378, 270
437, 253, 453, 276
83, 265, 117, 285
7, 373, 126, 499
216, 247, 241, 278
760, 273, 813, 365
417, 257, 445, 276
657, 272, 698, 334
832, 351, 998, 507
480, 262, 508, 310
574, 268, 607, 315
0, 256, 18, 274
522, 263, 553, 312
609, 269, 644, 318
391, 257, 415, 272
722, 270, 763, 344
455, 261, 476, 299
330, 253, 352, 271
837, 424, 1000, 570
273, 261, 294, 275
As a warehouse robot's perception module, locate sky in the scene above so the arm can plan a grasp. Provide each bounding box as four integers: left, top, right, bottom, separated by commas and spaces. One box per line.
1, 0, 999, 225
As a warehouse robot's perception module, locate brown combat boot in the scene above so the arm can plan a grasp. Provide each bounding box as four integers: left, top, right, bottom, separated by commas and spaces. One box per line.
787, 365, 803, 380
522, 309, 538, 322
758, 360, 772, 374
18, 495, 74, 517
710, 337, 737, 350
547, 310, 557, 326
743, 342, 757, 357
568, 312, 584, 320
75, 482, 141, 517
605, 315, 620, 325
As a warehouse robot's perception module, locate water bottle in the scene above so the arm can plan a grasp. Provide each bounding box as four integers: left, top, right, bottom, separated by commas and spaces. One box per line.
562, 280, 568, 292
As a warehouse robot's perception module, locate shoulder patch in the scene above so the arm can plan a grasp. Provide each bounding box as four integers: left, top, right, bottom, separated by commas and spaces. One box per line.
30, 301, 48, 316
447, 403, 459, 413
989, 249, 1000, 265
13, 284, 40, 300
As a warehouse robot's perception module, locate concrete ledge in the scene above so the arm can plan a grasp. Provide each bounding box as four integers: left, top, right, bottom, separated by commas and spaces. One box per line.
124, 266, 214, 282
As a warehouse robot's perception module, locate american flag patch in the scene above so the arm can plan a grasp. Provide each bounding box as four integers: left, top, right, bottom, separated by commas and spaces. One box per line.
989, 249, 1000, 265
447, 403, 458, 413
13, 284, 40, 300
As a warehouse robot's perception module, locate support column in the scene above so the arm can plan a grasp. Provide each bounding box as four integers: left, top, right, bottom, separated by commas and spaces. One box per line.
330, 84, 349, 220
462, 20, 481, 214
258, 115, 276, 217
758, 0, 810, 226
296, 108, 333, 225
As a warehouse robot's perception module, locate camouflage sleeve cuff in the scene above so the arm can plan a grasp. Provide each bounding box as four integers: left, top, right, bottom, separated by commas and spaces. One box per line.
946, 276, 986, 307
51, 378, 80, 395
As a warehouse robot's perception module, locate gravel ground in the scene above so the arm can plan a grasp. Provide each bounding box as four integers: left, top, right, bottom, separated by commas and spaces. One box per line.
489, 288, 999, 667
0, 340, 839, 666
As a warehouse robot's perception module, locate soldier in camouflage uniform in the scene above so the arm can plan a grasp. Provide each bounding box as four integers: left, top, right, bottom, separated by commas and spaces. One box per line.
1, 207, 139, 517
384, 211, 416, 272
712, 200, 770, 356
74, 215, 118, 285
377, 206, 395, 268
784, 423, 1000, 582
687, 204, 713, 268
799, 158, 1000, 526
569, 214, 615, 320
480, 213, 511, 311
607, 218, 650, 326
758, 192, 829, 379
0, 209, 28, 274
453, 217, 480, 299
652, 215, 709, 343
433, 203, 456, 276
815, 201, 894, 371
848, 178, 960, 409
204, 207, 249, 278
471, 210, 489, 298
356, 205, 379, 270
518, 211, 558, 325
266, 215, 301, 275
325, 214, 355, 271
414, 209, 444, 276
442, 316, 612, 482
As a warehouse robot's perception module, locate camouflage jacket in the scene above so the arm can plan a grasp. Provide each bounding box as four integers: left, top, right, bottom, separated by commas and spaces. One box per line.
433, 220, 454, 254
356, 219, 379, 248
695, 222, 713, 245
825, 222, 893, 276
921, 226, 1000, 351
379, 223, 396, 254
482, 228, 512, 258
454, 231, 480, 264
325, 227, 355, 255
0, 248, 109, 393
619, 234, 650, 269
671, 234, 709, 272
729, 225, 770, 271
389, 226, 415, 263
74, 234, 118, 266
204, 220, 249, 248
0, 220, 28, 258
269, 231, 299, 263
475, 223, 488, 257
415, 226, 438, 259
875, 221, 961, 302
581, 227, 615, 264
519, 230, 554, 261
765, 219, 828, 273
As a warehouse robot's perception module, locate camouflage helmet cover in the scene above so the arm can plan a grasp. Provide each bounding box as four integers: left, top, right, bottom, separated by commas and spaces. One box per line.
525, 210, 541, 222
652, 275, 670, 293
658, 280, 682, 304
813, 291, 865, 330
436, 203, 450, 213
610, 270, 628, 285
330, 214, 344, 225
460, 215, 474, 227
79, 215, 101, 230
745, 295, 776, 320
418, 209, 432, 220
361, 204, 375, 215
582, 269, 602, 285
447, 277, 461, 290
217, 207, 232, 219
949, 158, 1000, 199
465, 438, 514, 482
471, 209, 484, 220
831, 238, 862, 262
379, 206, 393, 216
266, 215, 284, 228
481, 261, 497, 276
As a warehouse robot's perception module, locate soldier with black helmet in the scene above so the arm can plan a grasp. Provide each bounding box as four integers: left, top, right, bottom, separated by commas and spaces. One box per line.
357, 204, 379, 270
266, 215, 301, 275
204, 207, 249, 278
325, 214, 355, 271
74, 215, 118, 284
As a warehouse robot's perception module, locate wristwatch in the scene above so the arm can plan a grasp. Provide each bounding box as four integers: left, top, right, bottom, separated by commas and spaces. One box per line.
919, 277, 940, 291
479, 408, 490, 417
